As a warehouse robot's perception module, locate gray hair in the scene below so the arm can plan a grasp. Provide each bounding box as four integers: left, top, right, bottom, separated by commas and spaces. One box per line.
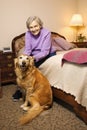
26, 16, 43, 29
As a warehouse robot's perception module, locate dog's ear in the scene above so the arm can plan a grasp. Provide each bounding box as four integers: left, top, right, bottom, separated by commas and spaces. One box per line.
29, 56, 34, 66
14, 58, 18, 68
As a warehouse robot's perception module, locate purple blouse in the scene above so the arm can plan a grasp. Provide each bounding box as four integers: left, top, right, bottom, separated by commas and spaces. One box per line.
23, 28, 53, 62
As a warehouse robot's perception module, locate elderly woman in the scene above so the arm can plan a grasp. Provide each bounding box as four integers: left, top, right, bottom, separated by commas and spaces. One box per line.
23, 16, 56, 67
12, 16, 56, 101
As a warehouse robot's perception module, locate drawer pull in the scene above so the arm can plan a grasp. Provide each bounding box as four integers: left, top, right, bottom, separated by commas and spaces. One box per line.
9, 73, 13, 77
7, 55, 12, 59
7, 64, 13, 67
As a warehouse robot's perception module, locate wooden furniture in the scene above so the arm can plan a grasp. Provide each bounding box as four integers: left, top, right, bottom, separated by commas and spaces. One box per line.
52, 87, 87, 124
73, 42, 87, 48
0, 68, 3, 98
11, 32, 87, 124
0, 51, 16, 85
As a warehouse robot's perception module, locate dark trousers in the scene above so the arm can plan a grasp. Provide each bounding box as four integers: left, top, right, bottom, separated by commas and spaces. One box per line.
35, 52, 56, 67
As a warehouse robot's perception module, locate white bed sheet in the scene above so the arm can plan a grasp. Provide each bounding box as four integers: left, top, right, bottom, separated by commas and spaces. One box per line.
39, 50, 87, 110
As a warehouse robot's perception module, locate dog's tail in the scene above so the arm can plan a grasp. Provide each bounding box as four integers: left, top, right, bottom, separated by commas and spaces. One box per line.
19, 105, 45, 125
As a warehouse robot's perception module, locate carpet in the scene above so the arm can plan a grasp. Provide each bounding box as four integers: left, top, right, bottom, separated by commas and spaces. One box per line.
0, 84, 87, 130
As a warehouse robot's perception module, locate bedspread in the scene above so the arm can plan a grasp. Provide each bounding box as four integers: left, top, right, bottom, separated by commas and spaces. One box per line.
39, 50, 87, 110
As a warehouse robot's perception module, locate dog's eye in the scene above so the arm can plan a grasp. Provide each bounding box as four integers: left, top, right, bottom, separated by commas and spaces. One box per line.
26, 57, 29, 60
19, 57, 22, 59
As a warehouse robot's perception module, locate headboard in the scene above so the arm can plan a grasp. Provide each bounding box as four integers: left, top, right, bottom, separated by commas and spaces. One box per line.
11, 32, 66, 57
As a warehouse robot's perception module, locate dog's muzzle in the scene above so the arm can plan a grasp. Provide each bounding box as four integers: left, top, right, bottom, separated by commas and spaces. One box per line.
20, 61, 28, 71
22, 61, 26, 67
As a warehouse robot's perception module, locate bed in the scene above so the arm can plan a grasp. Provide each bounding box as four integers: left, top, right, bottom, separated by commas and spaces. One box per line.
12, 32, 87, 124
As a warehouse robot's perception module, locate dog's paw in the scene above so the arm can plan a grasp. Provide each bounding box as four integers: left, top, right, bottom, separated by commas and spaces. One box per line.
20, 103, 30, 111
23, 106, 29, 111
20, 104, 25, 108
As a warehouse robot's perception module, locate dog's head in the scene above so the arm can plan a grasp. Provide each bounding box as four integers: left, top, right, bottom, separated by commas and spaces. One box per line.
14, 54, 34, 71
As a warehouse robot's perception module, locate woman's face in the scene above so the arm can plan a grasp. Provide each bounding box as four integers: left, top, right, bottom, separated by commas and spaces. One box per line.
29, 20, 41, 36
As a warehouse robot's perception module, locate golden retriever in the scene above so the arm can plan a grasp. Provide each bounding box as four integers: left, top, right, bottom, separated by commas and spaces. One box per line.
14, 54, 52, 125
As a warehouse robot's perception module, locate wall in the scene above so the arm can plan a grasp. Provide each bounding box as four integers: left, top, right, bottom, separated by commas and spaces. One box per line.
77, 0, 87, 38
0, 0, 76, 49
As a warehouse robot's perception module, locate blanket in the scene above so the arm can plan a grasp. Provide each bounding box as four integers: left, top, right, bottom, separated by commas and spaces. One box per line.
39, 50, 87, 110
62, 48, 87, 64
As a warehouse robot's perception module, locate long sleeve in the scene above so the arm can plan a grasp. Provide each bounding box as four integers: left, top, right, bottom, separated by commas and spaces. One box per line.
23, 32, 32, 55
33, 32, 52, 62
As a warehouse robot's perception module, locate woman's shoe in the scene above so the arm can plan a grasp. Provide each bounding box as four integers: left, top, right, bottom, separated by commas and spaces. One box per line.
12, 90, 22, 101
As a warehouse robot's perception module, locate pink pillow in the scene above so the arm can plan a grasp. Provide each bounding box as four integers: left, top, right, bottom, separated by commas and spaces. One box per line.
62, 49, 87, 64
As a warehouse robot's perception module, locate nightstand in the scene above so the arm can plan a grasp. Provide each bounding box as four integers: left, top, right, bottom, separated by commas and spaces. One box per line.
73, 42, 87, 48
0, 68, 3, 98
0, 51, 16, 85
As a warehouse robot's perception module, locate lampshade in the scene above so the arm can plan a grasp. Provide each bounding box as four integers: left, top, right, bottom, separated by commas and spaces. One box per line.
70, 14, 84, 26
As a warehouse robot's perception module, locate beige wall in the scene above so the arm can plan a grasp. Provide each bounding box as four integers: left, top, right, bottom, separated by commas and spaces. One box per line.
0, 0, 78, 49
77, 0, 87, 38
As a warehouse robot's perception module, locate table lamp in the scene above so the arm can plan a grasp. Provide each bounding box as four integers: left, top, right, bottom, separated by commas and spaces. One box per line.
70, 14, 84, 42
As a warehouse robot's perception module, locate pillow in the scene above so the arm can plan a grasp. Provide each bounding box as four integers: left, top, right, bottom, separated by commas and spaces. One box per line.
62, 48, 87, 64
52, 37, 76, 51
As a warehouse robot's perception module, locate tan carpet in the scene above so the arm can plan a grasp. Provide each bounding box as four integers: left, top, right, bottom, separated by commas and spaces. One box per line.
0, 84, 87, 130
